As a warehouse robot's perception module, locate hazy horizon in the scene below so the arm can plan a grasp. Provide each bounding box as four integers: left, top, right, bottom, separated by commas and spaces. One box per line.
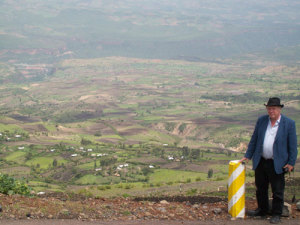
1, 0, 300, 63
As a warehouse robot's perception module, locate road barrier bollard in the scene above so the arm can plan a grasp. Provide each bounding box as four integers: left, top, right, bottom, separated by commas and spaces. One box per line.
228, 160, 245, 219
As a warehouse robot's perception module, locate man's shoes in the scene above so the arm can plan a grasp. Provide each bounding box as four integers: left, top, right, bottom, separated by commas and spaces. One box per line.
247, 208, 267, 218
270, 215, 281, 224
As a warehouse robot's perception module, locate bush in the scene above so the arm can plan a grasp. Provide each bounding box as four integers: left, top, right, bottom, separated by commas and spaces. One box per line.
186, 188, 197, 196
122, 193, 131, 198
155, 182, 163, 187
124, 184, 134, 189
185, 178, 192, 183
178, 123, 187, 133
116, 183, 123, 188
0, 174, 31, 196
207, 169, 214, 178
213, 176, 224, 181
246, 171, 255, 177
97, 186, 105, 191
78, 188, 93, 197
81, 138, 92, 145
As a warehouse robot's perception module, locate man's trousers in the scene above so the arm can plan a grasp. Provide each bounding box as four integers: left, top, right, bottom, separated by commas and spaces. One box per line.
255, 157, 285, 216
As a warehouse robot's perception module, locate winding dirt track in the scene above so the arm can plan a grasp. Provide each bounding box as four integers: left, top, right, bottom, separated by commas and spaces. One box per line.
0, 219, 299, 225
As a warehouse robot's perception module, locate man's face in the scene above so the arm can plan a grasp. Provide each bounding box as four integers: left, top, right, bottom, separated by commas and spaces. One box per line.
266, 106, 281, 121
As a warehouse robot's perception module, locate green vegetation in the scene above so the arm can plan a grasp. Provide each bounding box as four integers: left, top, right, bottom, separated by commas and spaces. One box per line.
149, 169, 203, 183
0, 173, 31, 196
5, 151, 27, 163
26, 157, 67, 169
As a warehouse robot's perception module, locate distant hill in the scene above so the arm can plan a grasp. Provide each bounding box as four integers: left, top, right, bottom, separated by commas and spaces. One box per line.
0, 0, 299, 63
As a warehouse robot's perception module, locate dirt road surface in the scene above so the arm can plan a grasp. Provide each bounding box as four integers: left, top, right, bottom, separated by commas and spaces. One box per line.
0, 219, 299, 225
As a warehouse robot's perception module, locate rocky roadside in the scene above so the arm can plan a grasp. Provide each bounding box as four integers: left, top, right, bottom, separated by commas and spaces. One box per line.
0, 193, 299, 221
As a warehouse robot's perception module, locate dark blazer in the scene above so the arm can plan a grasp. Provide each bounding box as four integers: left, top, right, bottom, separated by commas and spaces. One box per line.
245, 114, 298, 174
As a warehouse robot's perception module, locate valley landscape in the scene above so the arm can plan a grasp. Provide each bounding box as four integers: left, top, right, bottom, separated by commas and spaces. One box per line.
0, 0, 299, 215
0, 56, 299, 198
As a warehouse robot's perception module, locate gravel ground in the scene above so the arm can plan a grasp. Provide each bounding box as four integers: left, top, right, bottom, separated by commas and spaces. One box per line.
0, 193, 299, 225
0, 218, 299, 225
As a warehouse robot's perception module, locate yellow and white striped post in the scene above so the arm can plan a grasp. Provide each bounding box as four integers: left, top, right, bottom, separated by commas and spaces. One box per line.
228, 160, 245, 219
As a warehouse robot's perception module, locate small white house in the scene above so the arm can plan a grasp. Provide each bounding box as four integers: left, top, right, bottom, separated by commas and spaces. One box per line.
15, 135, 21, 138
18, 146, 24, 150
149, 165, 154, 168
71, 154, 78, 157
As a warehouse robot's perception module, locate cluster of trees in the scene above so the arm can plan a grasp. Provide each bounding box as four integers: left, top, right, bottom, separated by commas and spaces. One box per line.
100, 157, 117, 167
181, 146, 205, 160
0, 130, 29, 142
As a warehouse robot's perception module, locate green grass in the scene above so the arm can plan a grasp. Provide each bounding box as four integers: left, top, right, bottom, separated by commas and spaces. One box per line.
127, 130, 176, 145
75, 174, 121, 185
5, 151, 27, 163
43, 123, 57, 132
98, 134, 123, 140
149, 169, 205, 183
0, 123, 26, 133
28, 181, 64, 192
77, 161, 95, 170
26, 157, 68, 169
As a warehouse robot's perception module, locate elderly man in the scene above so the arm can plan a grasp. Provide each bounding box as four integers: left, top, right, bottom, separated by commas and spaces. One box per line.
240, 97, 298, 224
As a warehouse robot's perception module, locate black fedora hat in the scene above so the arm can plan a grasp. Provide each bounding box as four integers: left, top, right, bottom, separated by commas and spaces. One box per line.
264, 97, 284, 108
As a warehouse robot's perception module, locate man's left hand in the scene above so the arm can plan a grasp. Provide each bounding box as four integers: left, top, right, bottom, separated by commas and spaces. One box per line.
283, 164, 294, 172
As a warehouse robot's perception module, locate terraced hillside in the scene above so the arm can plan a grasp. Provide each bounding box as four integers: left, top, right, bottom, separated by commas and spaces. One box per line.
0, 57, 299, 197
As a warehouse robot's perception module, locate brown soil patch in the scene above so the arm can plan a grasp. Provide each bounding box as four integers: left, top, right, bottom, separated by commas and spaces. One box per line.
75, 122, 115, 136
9, 115, 40, 123
118, 128, 148, 136
56, 125, 75, 134
97, 138, 123, 144
23, 124, 48, 133
134, 195, 224, 204
51, 167, 78, 182
259, 65, 286, 74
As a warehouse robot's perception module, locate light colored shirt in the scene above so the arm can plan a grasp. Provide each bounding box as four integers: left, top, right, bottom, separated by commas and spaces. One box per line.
262, 115, 281, 159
